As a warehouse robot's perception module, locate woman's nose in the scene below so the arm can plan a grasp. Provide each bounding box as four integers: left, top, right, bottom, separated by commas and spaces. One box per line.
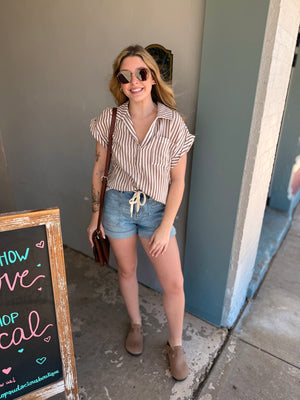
131, 73, 139, 85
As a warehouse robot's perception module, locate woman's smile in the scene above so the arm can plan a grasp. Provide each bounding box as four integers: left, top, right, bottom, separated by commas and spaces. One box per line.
130, 87, 144, 94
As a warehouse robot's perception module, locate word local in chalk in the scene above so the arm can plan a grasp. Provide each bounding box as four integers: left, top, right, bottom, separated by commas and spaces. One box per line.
0, 310, 53, 350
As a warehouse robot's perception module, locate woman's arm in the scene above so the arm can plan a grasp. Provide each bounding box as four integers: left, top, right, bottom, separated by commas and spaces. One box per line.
149, 153, 187, 257
87, 142, 107, 246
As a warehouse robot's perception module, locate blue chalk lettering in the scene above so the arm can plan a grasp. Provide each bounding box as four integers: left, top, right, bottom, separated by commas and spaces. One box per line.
0, 252, 9, 267
0, 248, 29, 266
15, 248, 30, 262
0, 312, 19, 327
7, 251, 17, 264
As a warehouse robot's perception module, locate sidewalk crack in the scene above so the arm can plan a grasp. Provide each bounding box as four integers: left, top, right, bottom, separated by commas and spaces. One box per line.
238, 337, 300, 370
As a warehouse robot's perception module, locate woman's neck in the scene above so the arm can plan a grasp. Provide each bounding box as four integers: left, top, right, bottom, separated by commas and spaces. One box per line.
128, 99, 157, 119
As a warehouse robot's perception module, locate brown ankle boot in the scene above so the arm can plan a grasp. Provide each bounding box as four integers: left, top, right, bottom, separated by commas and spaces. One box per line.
166, 342, 189, 381
125, 324, 143, 356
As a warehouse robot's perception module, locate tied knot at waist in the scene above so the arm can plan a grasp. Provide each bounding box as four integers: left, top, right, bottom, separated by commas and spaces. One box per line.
129, 191, 146, 217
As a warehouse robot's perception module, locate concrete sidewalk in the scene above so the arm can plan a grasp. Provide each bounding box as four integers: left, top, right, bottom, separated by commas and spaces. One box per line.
52, 204, 299, 400
197, 204, 300, 400
52, 247, 227, 399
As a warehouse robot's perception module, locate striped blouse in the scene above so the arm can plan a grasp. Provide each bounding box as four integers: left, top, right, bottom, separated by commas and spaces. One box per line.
90, 102, 194, 204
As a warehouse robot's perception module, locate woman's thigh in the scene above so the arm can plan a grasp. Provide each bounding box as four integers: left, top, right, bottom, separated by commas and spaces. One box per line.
139, 236, 184, 292
108, 235, 138, 275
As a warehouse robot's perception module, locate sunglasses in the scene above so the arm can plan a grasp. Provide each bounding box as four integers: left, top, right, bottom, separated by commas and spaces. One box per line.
117, 67, 150, 84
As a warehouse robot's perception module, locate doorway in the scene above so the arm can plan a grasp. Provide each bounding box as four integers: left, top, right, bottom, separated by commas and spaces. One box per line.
248, 28, 300, 298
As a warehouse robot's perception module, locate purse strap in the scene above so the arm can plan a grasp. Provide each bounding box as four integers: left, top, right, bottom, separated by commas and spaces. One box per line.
97, 107, 117, 232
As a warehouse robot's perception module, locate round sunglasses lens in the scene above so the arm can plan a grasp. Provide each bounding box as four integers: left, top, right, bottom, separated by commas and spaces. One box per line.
117, 71, 131, 84
137, 68, 149, 81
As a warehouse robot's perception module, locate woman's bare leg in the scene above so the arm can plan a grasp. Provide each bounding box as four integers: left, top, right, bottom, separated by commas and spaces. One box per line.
109, 235, 141, 325
140, 236, 185, 347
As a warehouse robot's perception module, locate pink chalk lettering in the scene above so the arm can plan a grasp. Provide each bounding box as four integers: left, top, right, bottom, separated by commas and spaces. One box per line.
35, 241, 45, 248
0, 311, 53, 350
0, 270, 45, 291
5, 377, 16, 385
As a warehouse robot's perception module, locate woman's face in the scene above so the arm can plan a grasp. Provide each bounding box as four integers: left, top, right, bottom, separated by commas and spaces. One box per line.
118, 56, 155, 104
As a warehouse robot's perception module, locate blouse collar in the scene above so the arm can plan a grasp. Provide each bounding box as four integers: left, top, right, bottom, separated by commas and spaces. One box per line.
117, 101, 173, 121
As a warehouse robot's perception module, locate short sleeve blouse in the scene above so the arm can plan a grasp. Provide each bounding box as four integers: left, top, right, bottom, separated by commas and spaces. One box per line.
90, 102, 194, 204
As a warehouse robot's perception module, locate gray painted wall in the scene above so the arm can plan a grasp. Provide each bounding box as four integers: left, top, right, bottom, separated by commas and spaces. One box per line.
184, 0, 270, 326
0, 0, 204, 291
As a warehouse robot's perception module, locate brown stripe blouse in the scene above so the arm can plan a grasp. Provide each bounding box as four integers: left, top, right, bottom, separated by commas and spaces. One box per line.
90, 102, 195, 204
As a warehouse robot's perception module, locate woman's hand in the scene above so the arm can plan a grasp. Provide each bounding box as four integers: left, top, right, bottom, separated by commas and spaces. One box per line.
149, 225, 171, 257
87, 217, 106, 247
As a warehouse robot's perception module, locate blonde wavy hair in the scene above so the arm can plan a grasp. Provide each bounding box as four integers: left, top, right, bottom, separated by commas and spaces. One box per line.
109, 45, 176, 110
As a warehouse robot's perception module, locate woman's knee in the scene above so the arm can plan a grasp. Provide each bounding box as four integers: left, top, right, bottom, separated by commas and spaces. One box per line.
162, 276, 184, 296
118, 264, 137, 280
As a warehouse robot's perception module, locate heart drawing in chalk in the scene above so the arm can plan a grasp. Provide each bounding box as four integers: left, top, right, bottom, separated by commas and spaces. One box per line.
36, 357, 47, 365
38, 288, 42, 291
2, 367, 12, 375
18, 348, 24, 353
35, 240, 45, 248
44, 336, 51, 343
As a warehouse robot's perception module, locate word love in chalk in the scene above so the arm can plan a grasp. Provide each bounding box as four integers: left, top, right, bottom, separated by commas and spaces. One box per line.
0, 269, 45, 292
0, 310, 53, 350
35, 241, 45, 249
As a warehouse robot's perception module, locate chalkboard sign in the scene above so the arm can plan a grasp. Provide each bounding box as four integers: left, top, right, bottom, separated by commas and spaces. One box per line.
0, 209, 78, 400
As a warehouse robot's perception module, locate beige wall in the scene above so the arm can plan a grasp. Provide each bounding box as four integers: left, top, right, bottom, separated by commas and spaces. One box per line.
0, 0, 205, 287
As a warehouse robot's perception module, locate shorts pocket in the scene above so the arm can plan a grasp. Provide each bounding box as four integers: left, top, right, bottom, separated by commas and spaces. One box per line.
148, 198, 165, 216
102, 190, 121, 227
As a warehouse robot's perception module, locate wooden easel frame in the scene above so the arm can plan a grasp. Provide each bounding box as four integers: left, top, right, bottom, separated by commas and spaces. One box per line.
0, 208, 79, 400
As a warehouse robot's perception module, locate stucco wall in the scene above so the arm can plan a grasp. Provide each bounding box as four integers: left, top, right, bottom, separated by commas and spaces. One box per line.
0, 0, 205, 289
222, 0, 300, 327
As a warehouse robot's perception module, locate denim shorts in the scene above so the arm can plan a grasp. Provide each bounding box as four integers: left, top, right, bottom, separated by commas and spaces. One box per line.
102, 189, 176, 239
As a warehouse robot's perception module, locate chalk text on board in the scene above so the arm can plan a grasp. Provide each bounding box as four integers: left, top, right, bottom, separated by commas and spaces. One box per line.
0, 270, 45, 291
0, 248, 30, 267
0, 310, 53, 350
0, 313, 19, 328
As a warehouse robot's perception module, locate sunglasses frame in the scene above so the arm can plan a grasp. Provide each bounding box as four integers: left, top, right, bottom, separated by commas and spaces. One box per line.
117, 67, 151, 84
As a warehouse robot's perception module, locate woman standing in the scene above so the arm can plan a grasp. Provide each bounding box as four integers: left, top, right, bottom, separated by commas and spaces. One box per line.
87, 45, 194, 381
